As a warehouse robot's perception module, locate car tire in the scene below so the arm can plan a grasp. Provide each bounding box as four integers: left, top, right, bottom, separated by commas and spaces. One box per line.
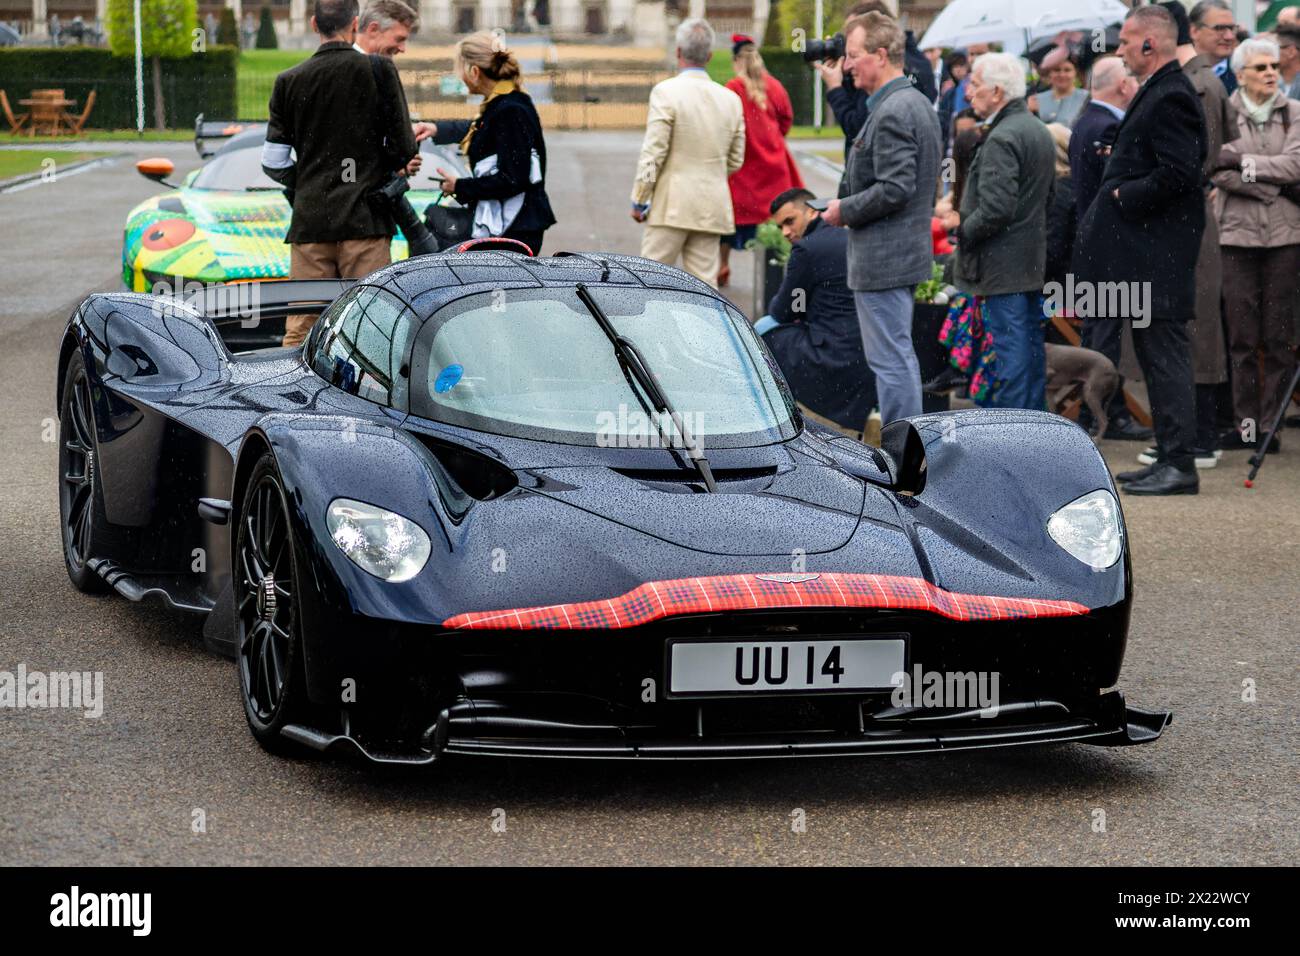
234, 452, 312, 754
58, 351, 114, 594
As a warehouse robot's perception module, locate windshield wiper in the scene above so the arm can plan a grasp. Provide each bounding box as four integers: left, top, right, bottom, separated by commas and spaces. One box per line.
574, 282, 716, 493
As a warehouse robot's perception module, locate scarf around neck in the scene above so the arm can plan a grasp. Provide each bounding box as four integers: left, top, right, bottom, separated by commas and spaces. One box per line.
1239, 90, 1280, 126
460, 79, 519, 154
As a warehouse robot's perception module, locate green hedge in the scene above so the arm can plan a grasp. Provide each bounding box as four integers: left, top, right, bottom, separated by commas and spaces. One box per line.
709, 48, 821, 127
760, 48, 819, 127
0, 46, 238, 129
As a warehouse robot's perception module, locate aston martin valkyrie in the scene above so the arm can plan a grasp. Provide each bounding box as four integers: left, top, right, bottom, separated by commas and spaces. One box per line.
56, 248, 1170, 764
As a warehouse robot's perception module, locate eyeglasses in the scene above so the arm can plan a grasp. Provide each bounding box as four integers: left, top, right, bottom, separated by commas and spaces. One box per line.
1206, 24, 1237, 34
1246, 62, 1281, 73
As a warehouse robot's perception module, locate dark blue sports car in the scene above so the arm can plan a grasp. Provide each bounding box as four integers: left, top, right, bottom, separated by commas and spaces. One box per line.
56, 246, 1170, 764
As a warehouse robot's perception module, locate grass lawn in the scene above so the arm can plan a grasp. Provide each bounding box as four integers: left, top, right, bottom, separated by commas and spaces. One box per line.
0, 150, 111, 181
238, 49, 311, 119
240, 49, 313, 73
0, 130, 191, 143
786, 124, 845, 139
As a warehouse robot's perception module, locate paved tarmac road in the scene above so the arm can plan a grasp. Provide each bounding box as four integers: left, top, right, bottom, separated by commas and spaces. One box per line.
0, 133, 1296, 866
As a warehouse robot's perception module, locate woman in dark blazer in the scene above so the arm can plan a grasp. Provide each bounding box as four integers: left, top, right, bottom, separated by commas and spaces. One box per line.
426, 32, 556, 255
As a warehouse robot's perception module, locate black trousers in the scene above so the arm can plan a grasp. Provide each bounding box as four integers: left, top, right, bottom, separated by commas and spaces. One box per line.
1131, 319, 1196, 471
1079, 315, 1131, 425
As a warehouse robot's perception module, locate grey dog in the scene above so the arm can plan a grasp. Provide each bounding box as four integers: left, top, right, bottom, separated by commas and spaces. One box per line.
1045, 343, 1120, 442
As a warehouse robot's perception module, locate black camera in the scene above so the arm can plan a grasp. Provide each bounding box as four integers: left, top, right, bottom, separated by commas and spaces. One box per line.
803, 33, 846, 63
372, 174, 440, 257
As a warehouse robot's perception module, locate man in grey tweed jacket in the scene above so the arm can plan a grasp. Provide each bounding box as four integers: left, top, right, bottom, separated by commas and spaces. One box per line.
824, 12, 942, 424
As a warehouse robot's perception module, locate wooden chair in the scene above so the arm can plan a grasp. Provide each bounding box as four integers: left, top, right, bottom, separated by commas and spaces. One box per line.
1, 90, 29, 134
62, 90, 95, 136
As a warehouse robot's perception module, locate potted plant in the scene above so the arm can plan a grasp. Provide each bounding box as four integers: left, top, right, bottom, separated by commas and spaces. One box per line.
913, 263, 955, 412
745, 221, 791, 318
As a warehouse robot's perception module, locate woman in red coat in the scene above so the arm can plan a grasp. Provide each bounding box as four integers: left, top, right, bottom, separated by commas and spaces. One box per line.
719, 36, 805, 287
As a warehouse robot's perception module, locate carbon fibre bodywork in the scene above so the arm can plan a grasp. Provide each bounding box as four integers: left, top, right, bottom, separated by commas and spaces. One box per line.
57, 251, 1170, 763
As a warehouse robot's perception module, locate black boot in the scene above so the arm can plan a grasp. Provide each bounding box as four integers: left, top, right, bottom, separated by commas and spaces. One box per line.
922, 366, 969, 395
1103, 417, 1154, 441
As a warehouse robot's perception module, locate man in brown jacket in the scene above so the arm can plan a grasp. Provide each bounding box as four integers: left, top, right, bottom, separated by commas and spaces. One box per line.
262, 0, 418, 347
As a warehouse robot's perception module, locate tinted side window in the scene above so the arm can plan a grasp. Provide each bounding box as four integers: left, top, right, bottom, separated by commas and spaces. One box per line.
309, 287, 414, 409
308, 287, 359, 382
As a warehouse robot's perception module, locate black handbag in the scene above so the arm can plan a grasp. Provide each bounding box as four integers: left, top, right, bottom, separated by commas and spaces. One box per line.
424, 192, 474, 250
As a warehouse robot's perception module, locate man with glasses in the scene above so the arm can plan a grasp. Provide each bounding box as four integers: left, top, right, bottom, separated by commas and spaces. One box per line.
1190, 0, 1239, 93
1277, 27, 1300, 100
820, 12, 942, 425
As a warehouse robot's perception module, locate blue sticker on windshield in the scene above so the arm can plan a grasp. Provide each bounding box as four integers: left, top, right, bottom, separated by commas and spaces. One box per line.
434, 364, 463, 393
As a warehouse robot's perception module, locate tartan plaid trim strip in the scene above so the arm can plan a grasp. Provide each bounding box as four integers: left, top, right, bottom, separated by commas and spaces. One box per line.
442, 573, 1090, 631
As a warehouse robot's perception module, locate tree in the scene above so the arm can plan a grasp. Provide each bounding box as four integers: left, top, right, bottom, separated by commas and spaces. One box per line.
763, 1, 785, 48
216, 7, 239, 47
106, 0, 197, 130
256, 7, 278, 50
780, 0, 857, 48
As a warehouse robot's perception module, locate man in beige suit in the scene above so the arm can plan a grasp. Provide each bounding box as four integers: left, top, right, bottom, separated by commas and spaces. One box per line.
630, 18, 746, 287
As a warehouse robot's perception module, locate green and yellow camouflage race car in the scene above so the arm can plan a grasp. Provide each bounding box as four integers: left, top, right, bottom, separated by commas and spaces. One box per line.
122, 118, 469, 292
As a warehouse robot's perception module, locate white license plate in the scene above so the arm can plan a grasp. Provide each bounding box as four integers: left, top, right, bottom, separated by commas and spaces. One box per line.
669, 638, 905, 695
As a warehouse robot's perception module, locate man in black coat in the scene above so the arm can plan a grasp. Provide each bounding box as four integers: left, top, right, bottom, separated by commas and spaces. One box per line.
1073, 5, 1207, 495
262, 0, 418, 347
757, 188, 876, 432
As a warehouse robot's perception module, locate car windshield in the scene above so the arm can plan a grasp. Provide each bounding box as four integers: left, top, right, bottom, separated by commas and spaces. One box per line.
410, 287, 797, 447
191, 146, 281, 191
190, 140, 467, 192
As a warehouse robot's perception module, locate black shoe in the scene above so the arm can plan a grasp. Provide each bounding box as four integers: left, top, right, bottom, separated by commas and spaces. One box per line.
1220, 429, 1282, 453
1219, 429, 1256, 450
922, 366, 969, 395
1115, 461, 1161, 483
1103, 418, 1154, 441
1121, 463, 1199, 496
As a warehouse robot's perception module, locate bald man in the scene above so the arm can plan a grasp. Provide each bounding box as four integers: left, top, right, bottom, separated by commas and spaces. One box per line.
1067, 56, 1146, 439
1070, 58, 1137, 221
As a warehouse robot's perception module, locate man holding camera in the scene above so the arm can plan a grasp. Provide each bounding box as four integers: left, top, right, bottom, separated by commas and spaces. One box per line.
812, 1, 937, 158
822, 13, 941, 425
261, 0, 418, 348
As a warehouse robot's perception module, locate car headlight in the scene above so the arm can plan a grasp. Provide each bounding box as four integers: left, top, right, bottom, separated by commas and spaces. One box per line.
1047, 489, 1123, 570
326, 498, 430, 582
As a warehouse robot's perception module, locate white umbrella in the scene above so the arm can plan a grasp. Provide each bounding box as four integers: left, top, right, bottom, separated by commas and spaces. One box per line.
918, 0, 1131, 55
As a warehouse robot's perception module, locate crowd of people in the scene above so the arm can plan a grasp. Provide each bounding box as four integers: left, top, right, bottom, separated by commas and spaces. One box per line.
260, 0, 1299, 498
630, 3, 1300, 497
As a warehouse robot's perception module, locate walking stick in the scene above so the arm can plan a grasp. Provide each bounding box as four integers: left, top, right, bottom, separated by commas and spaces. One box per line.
1244, 360, 1300, 487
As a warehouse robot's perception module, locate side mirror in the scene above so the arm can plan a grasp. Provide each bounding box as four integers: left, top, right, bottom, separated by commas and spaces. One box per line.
136, 157, 177, 186
879, 419, 927, 497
